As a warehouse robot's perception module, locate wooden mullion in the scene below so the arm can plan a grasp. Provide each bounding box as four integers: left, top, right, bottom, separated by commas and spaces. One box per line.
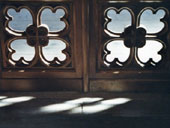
82, 0, 90, 92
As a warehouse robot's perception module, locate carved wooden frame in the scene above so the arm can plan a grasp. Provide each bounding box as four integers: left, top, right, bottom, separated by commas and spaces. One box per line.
3, 4, 72, 68
0, 0, 84, 91
0, 0, 170, 92
89, 0, 170, 92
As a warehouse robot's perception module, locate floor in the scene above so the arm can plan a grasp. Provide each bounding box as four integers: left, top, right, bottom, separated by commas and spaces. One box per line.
0, 92, 170, 128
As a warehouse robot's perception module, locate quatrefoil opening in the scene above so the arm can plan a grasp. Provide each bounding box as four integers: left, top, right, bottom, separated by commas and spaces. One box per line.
5, 7, 70, 67
104, 7, 167, 68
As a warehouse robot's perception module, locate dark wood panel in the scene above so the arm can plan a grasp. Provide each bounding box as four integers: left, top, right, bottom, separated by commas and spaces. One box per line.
0, 78, 82, 91
90, 79, 170, 92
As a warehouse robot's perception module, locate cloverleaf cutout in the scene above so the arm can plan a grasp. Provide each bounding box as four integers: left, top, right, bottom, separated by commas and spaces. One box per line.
139, 8, 167, 34
40, 8, 66, 32
42, 39, 67, 63
7, 8, 33, 32
105, 8, 132, 34
105, 40, 130, 66
10, 39, 35, 63
137, 40, 163, 65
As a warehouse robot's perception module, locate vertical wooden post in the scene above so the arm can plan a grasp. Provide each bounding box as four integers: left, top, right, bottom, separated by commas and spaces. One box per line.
82, 0, 89, 92
0, 8, 4, 77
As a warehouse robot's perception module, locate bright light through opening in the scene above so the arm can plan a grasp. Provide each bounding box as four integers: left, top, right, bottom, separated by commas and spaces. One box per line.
100, 98, 131, 105
36, 97, 131, 114
0, 96, 35, 108
0, 96, 7, 100
37, 97, 103, 114
70, 98, 131, 114
65, 97, 103, 104
39, 103, 78, 113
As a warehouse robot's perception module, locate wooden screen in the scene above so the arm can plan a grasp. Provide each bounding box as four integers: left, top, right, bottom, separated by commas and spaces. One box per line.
89, 0, 170, 92
0, 0, 170, 92
0, 0, 84, 91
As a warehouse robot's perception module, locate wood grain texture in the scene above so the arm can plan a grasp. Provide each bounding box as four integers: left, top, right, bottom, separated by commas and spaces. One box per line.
0, 0, 170, 92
